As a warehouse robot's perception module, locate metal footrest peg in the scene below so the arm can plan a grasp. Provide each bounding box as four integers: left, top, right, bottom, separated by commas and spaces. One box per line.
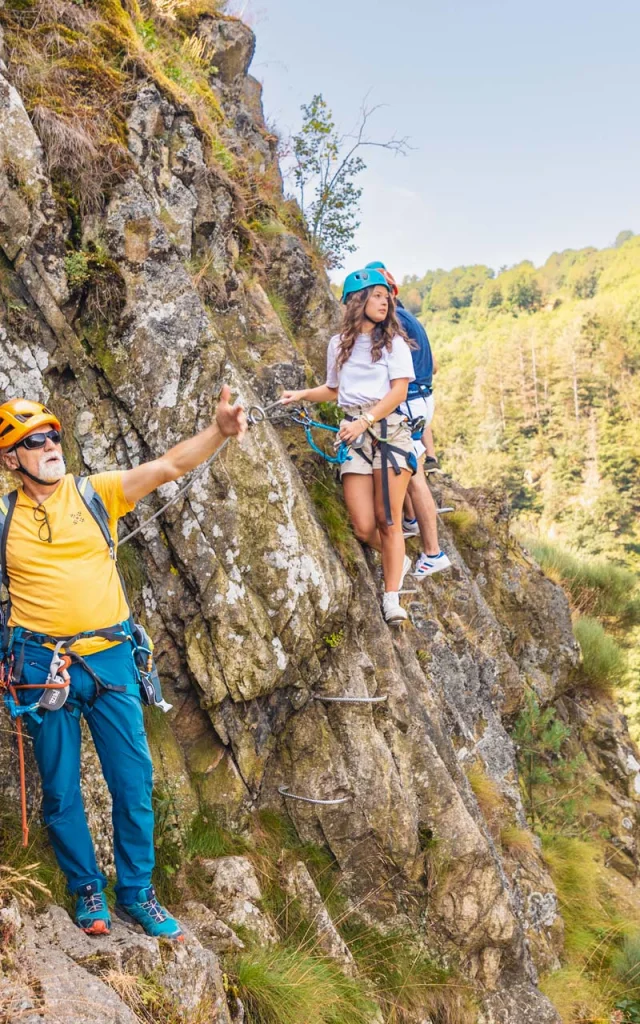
278, 786, 351, 805
312, 693, 387, 704
437, 506, 455, 514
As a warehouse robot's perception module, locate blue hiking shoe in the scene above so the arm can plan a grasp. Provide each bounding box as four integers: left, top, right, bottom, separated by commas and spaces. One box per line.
75, 882, 111, 936
115, 885, 184, 941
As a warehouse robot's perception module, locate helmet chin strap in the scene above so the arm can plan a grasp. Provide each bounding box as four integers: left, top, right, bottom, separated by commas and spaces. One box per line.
14, 451, 60, 487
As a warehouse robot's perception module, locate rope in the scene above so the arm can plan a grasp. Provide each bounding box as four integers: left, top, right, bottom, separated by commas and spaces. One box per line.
119, 401, 353, 547
278, 786, 351, 806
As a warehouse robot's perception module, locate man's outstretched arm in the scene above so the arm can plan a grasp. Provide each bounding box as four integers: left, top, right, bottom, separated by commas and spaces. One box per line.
121, 386, 247, 505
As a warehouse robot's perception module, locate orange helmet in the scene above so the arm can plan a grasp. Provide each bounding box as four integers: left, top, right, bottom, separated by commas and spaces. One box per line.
0, 398, 61, 450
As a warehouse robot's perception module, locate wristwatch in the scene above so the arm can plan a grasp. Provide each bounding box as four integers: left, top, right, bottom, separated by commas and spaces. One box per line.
361, 412, 375, 428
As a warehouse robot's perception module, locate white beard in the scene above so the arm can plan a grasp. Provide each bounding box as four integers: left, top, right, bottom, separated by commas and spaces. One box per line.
37, 454, 66, 482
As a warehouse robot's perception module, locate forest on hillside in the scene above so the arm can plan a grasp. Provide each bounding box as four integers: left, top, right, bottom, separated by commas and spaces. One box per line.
400, 231, 640, 571
400, 233, 640, 729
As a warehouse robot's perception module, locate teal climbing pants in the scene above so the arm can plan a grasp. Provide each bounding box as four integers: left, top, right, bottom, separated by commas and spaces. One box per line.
16, 638, 154, 903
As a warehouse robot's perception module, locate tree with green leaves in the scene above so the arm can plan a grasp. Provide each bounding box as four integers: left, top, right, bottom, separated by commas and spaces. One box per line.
290, 95, 409, 268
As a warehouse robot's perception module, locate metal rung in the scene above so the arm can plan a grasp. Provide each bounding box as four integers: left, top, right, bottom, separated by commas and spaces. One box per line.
278, 786, 351, 806
313, 693, 387, 704
437, 507, 455, 514
398, 589, 419, 595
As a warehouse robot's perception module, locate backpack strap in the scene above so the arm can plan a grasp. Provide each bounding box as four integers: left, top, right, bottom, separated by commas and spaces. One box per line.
73, 476, 135, 631
75, 476, 115, 561
0, 491, 18, 648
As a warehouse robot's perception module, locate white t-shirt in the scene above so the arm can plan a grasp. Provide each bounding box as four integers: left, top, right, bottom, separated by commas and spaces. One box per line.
325, 333, 415, 408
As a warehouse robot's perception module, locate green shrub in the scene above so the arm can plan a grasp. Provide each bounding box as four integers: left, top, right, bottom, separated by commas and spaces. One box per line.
574, 615, 627, 694
64, 251, 90, 290
526, 538, 640, 627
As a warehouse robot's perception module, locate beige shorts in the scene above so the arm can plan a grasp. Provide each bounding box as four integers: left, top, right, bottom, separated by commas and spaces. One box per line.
339, 409, 415, 478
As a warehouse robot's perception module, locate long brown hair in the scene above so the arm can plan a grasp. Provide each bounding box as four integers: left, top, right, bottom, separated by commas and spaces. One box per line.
336, 287, 411, 368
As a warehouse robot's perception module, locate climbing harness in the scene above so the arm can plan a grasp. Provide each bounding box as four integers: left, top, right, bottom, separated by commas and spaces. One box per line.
344, 414, 418, 526
278, 786, 351, 806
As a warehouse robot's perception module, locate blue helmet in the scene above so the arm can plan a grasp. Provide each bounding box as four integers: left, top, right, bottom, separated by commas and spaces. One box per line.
364, 261, 387, 271
341, 268, 390, 304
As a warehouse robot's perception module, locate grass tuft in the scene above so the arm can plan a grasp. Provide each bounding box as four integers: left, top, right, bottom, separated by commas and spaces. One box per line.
445, 507, 488, 550
573, 615, 626, 695
466, 761, 503, 819
267, 290, 295, 341
499, 823, 535, 855
230, 945, 376, 1024
526, 538, 640, 627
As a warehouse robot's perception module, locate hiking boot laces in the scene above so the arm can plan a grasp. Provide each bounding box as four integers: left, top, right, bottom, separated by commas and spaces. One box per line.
141, 892, 168, 923
81, 892, 105, 915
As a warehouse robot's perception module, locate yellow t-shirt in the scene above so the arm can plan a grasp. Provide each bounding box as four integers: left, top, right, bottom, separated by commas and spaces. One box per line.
6, 473, 136, 655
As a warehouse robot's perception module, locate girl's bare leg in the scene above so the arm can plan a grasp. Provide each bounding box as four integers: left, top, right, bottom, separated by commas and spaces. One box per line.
373, 468, 411, 591
342, 473, 381, 550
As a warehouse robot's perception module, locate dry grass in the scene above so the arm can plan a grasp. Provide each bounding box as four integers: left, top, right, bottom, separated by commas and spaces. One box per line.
499, 823, 535, 856
0, 863, 51, 910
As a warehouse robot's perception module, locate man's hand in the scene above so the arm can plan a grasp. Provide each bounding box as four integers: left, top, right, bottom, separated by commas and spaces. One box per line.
216, 385, 247, 440
122, 385, 248, 505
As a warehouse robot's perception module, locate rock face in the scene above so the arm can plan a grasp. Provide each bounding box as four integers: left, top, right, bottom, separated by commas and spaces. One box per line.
0, 900, 231, 1024
0, 5, 639, 1022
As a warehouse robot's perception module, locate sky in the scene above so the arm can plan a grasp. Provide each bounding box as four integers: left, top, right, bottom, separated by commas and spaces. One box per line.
228, 0, 640, 282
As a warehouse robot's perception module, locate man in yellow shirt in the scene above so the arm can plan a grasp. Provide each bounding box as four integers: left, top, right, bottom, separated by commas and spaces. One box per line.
0, 393, 246, 938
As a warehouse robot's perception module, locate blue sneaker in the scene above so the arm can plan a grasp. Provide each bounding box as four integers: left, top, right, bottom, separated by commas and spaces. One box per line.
75, 881, 111, 935
116, 885, 184, 941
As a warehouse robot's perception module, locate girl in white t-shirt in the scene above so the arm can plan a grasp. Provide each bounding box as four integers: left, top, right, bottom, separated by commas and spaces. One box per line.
281, 269, 415, 625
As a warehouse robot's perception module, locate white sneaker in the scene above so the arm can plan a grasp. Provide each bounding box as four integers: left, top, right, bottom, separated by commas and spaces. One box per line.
402, 518, 420, 538
412, 551, 452, 579
382, 592, 408, 625
399, 555, 412, 590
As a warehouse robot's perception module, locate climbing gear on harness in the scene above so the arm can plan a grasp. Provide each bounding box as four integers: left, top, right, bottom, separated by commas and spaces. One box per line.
341, 268, 390, 304
130, 623, 172, 712
412, 551, 452, 579
0, 398, 61, 451
278, 786, 351, 806
289, 407, 351, 466
116, 885, 184, 941
75, 882, 111, 936
37, 643, 71, 711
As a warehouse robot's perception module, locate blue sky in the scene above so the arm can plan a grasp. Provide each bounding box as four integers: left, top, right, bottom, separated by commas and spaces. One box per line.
230, 0, 640, 281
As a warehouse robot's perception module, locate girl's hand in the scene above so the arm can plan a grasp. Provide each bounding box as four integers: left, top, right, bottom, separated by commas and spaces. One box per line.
280, 389, 307, 406
338, 417, 368, 444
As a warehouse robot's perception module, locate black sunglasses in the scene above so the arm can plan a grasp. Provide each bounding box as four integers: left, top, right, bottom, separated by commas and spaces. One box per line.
13, 429, 62, 452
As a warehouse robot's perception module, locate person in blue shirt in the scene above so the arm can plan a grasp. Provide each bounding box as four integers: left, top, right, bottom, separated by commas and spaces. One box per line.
365, 263, 450, 579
